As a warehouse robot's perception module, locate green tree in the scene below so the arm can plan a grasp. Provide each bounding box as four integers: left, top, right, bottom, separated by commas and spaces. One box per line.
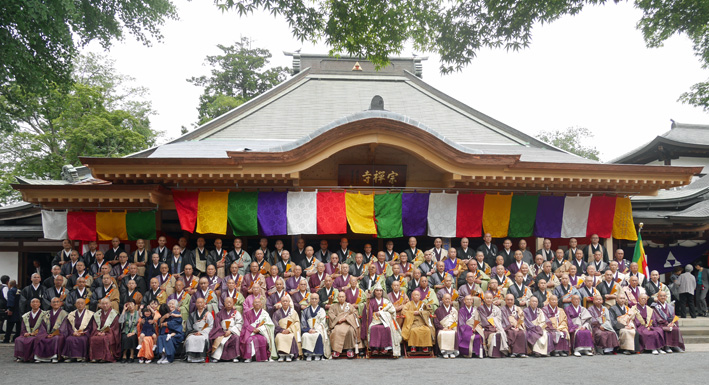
0, 53, 160, 204
214, 0, 709, 109
537, 127, 600, 161
0, 0, 177, 96
188, 37, 290, 125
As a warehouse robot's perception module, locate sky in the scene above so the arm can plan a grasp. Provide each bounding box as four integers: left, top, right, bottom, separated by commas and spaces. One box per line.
87, 0, 709, 162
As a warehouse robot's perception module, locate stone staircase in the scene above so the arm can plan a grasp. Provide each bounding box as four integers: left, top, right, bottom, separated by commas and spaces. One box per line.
678, 317, 709, 344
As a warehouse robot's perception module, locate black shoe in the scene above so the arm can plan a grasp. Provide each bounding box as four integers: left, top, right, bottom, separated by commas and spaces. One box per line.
129, 358, 135, 363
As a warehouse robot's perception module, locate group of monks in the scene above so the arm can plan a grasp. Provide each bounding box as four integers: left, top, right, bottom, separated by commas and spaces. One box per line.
13, 234, 685, 363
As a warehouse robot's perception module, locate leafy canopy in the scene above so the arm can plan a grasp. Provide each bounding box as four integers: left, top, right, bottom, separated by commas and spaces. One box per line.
537, 126, 600, 161
188, 37, 290, 125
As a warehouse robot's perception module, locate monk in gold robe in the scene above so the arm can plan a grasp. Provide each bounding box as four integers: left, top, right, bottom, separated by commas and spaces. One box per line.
401, 290, 434, 354
327, 292, 362, 358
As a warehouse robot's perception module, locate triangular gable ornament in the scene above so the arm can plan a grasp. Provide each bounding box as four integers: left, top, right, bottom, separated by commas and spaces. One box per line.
352, 62, 362, 71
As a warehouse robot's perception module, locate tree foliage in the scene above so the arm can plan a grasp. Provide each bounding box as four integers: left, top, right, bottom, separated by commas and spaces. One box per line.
0, 53, 159, 204
188, 37, 290, 125
537, 127, 601, 161
0, 0, 177, 96
213, 0, 709, 109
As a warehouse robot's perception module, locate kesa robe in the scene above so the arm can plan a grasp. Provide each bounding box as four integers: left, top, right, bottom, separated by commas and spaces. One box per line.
632, 305, 664, 351
35, 308, 67, 360
388, 290, 409, 328
89, 309, 120, 362
610, 305, 638, 351
61, 309, 94, 360
273, 307, 300, 358
652, 302, 685, 350
301, 305, 330, 357
565, 305, 594, 351
433, 305, 459, 355
457, 284, 482, 308
523, 307, 551, 356
240, 309, 276, 361
14, 310, 46, 361
292, 290, 310, 316
500, 305, 527, 355
361, 298, 402, 356
345, 287, 367, 315
401, 300, 434, 347
220, 289, 245, 314
190, 289, 219, 314
588, 305, 619, 350
457, 306, 483, 358
474, 304, 508, 357
542, 305, 570, 353
327, 302, 361, 354
209, 308, 242, 361
241, 273, 267, 299
184, 309, 214, 362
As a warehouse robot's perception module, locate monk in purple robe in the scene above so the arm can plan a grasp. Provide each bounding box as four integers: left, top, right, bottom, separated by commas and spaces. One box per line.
433, 294, 458, 358
524, 296, 552, 357
266, 278, 291, 317
361, 282, 400, 357
272, 295, 300, 361
565, 294, 594, 356
209, 297, 243, 362
89, 297, 121, 362
61, 297, 93, 361
588, 295, 619, 354
652, 291, 685, 353
308, 262, 326, 292
14, 298, 44, 362
457, 295, 484, 358
475, 292, 506, 358
239, 297, 275, 362
265, 265, 280, 295
500, 294, 527, 357
332, 264, 351, 290
633, 294, 665, 354
286, 265, 305, 294
242, 262, 267, 298
291, 279, 310, 316
34, 297, 67, 362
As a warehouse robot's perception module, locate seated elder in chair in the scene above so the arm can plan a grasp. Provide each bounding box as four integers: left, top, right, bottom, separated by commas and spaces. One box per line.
434, 293, 459, 358
89, 297, 121, 363
184, 297, 214, 363
327, 292, 361, 358
401, 289, 435, 354
361, 282, 401, 357
209, 296, 242, 362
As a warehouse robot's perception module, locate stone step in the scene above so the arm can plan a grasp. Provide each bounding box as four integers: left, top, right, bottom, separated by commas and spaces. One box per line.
684, 336, 709, 344
677, 326, 709, 336
678, 318, 709, 327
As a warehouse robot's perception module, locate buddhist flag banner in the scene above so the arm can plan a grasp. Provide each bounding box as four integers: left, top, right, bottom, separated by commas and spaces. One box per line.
632, 227, 649, 277
374, 192, 403, 238
67, 211, 96, 241
196, 191, 229, 235
560, 196, 591, 238
586, 195, 617, 238
534, 196, 565, 238
172, 191, 199, 232
41, 210, 68, 240
427, 193, 457, 238
456, 193, 485, 238
508, 195, 538, 237
402, 192, 429, 236
126, 211, 157, 240
317, 191, 347, 234
482, 194, 512, 238
345, 192, 377, 234
287, 191, 317, 235
257, 191, 288, 236
96, 211, 128, 241
227, 192, 258, 236
612, 197, 637, 241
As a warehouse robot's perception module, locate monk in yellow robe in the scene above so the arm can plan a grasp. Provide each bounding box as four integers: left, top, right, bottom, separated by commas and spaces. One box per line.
401, 290, 435, 354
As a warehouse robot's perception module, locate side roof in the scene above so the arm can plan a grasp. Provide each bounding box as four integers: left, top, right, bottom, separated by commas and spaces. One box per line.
611, 121, 709, 164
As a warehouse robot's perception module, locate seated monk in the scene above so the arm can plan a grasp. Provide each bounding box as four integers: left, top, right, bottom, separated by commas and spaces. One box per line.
267, 278, 294, 317
610, 295, 639, 354
209, 297, 242, 362
588, 295, 619, 355
436, 275, 460, 309
273, 295, 300, 362
184, 297, 214, 363
458, 272, 483, 308
204, 265, 222, 297
34, 297, 67, 363
168, 279, 192, 325
292, 279, 310, 316
402, 289, 435, 354
388, 280, 409, 329
541, 295, 570, 357
457, 295, 484, 358
220, 278, 245, 313
474, 292, 508, 358
652, 291, 685, 353
156, 300, 185, 364
523, 296, 552, 357
632, 294, 665, 355
301, 292, 330, 360
136, 303, 159, 363
61, 297, 93, 362
239, 296, 277, 362
361, 282, 402, 357
14, 298, 44, 362
500, 293, 527, 358
345, 275, 367, 316
433, 293, 459, 358
266, 265, 281, 295
565, 294, 594, 356
190, 277, 220, 315
89, 297, 121, 363
327, 292, 361, 358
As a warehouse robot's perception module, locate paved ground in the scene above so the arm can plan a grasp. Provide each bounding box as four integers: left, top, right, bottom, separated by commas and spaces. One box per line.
1, 344, 707, 384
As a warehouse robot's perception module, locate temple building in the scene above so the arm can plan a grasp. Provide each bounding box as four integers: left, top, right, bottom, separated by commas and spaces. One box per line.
1, 53, 701, 284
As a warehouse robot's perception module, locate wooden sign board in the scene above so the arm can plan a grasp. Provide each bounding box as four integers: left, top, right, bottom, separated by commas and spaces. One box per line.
338, 165, 407, 187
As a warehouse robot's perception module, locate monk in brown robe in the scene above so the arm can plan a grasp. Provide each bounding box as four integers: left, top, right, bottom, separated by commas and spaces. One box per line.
327, 292, 361, 358
88, 297, 121, 362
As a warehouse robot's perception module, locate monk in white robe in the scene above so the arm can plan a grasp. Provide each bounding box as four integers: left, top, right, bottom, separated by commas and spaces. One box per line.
273, 296, 300, 361
184, 298, 213, 363
434, 294, 459, 358
300, 293, 330, 360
